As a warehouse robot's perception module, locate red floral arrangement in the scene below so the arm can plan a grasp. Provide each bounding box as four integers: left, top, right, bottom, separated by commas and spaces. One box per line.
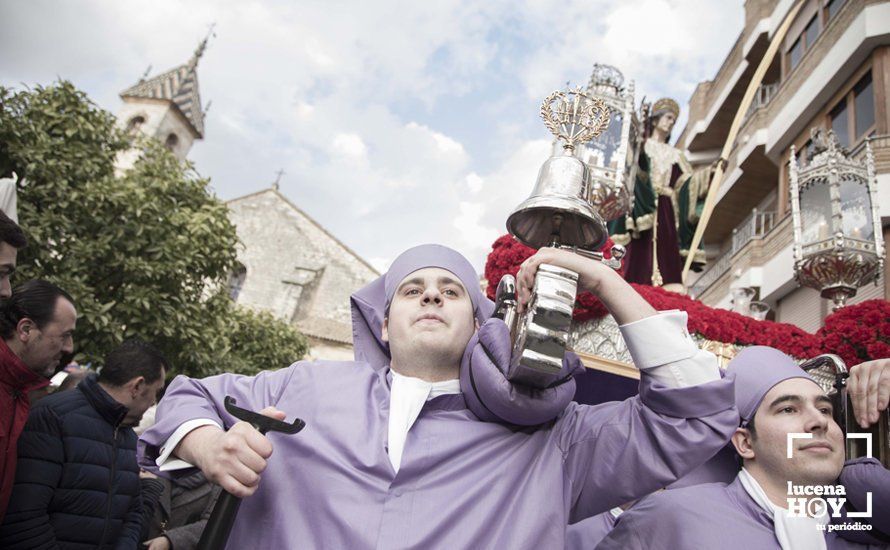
485, 234, 887, 362
817, 299, 890, 365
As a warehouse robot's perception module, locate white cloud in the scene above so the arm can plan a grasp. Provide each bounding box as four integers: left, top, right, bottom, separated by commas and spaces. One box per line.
368, 256, 390, 273
404, 122, 468, 160
0, 0, 745, 275
453, 201, 501, 258
296, 101, 315, 118
332, 132, 369, 163
465, 172, 484, 194
516, 0, 745, 136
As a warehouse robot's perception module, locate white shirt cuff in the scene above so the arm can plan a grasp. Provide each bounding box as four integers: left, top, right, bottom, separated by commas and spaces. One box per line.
156, 418, 221, 472
619, 310, 720, 388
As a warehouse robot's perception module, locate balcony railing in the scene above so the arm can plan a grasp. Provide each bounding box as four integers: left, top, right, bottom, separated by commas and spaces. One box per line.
690, 210, 778, 298
742, 83, 778, 124
690, 251, 733, 299
731, 209, 777, 256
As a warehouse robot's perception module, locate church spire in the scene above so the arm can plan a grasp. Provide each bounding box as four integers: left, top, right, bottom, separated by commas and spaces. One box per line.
119, 30, 214, 139
188, 23, 215, 70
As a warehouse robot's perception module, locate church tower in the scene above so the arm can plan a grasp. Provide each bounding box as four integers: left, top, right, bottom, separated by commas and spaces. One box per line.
116, 35, 210, 166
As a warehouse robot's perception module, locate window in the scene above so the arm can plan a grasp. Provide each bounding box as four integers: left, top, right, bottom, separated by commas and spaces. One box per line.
826, 70, 874, 149
164, 133, 179, 151
830, 101, 849, 148
227, 264, 247, 301
786, 12, 824, 75
804, 16, 820, 50
126, 116, 145, 135
796, 139, 814, 168
853, 72, 874, 139
788, 38, 804, 70
827, 0, 846, 20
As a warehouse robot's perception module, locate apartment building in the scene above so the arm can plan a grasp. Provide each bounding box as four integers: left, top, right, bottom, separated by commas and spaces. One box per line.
679, 0, 890, 332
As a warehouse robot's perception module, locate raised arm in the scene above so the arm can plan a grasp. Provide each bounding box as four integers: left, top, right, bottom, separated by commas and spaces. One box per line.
516, 248, 738, 520
516, 247, 655, 324
517, 247, 723, 389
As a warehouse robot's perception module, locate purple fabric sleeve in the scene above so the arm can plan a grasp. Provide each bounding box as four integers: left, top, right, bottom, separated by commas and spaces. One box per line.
137, 365, 301, 478
837, 457, 890, 543
558, 373, 738, 522
459, 318, 580, 426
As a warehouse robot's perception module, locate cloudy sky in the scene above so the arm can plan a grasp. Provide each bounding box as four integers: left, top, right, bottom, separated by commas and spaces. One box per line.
1, 0, 744, 273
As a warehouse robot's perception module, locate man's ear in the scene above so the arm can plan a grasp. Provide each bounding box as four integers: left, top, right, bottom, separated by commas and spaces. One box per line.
381, 317, 389, 343
731, 427, 755, 461
129, 376, 146, 397
16, 317, 36, 342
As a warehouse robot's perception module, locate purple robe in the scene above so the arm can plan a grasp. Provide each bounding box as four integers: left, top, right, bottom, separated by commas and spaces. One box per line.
597, 476, 889, 549
567, 510, 619, 549
836, 457, 890, 545
138, 362, 736, 549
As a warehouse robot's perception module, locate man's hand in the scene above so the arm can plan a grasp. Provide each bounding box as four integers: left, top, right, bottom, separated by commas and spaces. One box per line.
516, 247, 617, 311
848, 359, 890, 428
138, 469, 158, 480
143, 536, 171, 550
175, 406, 286, 498
515, 247, 655, 325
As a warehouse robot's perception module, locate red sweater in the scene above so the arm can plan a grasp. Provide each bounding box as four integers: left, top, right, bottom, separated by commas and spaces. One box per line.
0, 338, 48, 521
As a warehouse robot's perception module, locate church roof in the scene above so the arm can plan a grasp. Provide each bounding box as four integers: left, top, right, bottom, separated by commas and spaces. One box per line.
227, 188, 381, 276
297, 316, 354, 345
120, 39, 208, 137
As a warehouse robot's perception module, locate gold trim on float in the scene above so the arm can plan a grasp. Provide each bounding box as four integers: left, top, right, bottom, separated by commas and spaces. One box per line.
574, 351, 640, 380
574, 338, 739, 379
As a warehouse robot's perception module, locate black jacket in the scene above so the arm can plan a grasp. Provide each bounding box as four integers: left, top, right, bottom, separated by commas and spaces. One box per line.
0, 374, 143, 549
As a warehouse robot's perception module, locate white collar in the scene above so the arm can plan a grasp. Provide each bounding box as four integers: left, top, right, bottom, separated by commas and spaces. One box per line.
387, 371, 459, 474
738, 468, 828, 550
391, 370, 460, 400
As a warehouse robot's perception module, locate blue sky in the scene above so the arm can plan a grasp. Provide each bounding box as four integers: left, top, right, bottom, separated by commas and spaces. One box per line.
1, 0, 744, 272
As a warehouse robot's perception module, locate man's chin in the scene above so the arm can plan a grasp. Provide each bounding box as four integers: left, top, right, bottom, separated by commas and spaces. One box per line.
792, 463, 845, 487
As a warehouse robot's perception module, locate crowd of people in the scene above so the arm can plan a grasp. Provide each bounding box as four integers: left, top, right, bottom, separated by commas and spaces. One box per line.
0, 207, 886, 549
0, 211, 217, 549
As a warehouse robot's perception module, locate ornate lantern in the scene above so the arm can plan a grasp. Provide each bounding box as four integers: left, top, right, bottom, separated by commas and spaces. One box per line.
571, 64, 641, 222
789, 129, 884, 310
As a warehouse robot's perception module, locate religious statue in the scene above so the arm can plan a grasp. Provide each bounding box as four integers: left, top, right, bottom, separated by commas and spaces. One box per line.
608, 97, 709, 291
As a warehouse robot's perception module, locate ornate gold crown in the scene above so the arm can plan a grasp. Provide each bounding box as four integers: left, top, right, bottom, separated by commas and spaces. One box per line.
540, 87, 611, 151
652, 97, 680, 118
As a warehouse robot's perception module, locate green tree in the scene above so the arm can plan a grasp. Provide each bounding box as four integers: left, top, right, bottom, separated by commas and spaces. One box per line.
0, 81, 307, 376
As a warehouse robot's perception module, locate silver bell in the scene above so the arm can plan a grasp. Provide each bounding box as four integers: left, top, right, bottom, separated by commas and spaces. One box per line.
506, 153, 608, 250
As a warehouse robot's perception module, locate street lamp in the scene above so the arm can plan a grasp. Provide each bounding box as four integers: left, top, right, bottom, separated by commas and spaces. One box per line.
789, 129, 884, 310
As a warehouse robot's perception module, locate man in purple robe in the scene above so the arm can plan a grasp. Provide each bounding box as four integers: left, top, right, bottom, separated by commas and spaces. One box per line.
138, 244, 739, 548
597, 348, 890, 550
